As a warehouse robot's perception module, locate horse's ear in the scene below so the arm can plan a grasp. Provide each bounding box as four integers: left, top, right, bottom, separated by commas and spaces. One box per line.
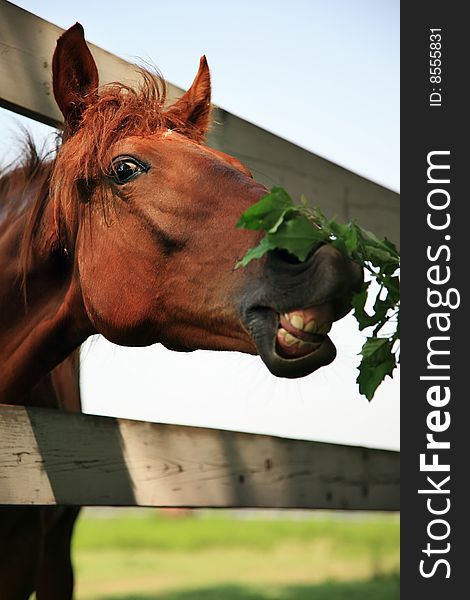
52, 23, 99, 133
165, 56, 211, 138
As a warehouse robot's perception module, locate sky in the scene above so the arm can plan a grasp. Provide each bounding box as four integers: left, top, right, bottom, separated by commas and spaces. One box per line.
0, 0, 400, 449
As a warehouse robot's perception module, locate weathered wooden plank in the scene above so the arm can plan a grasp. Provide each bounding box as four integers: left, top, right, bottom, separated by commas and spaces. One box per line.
0, 0, 177, 126
0, 404, 399, 509
0, 0, 399, 244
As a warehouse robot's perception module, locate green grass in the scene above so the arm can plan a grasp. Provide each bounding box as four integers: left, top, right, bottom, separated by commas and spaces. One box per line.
72, 510, 400, 600
74, 510, 399, 554
86, 577, 400, 600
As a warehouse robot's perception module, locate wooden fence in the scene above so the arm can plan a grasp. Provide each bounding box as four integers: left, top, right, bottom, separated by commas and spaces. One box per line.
0, 405, 399, 509
0, 0, 399, 511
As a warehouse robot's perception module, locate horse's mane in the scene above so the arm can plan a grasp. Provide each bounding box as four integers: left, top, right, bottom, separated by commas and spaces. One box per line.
0, 134, 55, 209
0, 134, 55, 282
1, 70, 197, 282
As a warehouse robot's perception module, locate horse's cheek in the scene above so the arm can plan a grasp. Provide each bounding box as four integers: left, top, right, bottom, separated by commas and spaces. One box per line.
75, 239, 155, 344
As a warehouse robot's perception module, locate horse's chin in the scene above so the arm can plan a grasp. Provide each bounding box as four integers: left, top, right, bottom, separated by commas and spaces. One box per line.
243, 304, 338, 379
162, 343, 196, 353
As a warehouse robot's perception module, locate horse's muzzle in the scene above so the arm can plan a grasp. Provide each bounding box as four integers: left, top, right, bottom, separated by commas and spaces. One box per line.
239, 244, 363, 378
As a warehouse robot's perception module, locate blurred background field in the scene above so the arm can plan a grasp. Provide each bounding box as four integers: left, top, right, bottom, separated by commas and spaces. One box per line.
72, 509, 399, 599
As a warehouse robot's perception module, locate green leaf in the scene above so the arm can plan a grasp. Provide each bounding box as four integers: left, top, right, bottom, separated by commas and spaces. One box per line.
382, 237, 400, 258
357, 337, 396, 400
383, 276, 400, 305
344, 223, 360, 254
351, 285, 380, 330
234, 236, 276, 269
357, 353, 396, 401
330, 236, 348, 256
393, 313, 400, 347
360, 337, 392, 364
236, 187, 295, 232
265, 215, 328, 261
364, 245, 399, 267
361, 227, 395, 252
328, 219, 348, 239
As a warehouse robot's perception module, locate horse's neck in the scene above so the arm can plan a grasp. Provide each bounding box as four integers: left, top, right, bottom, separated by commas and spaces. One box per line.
0, 177, 91, 403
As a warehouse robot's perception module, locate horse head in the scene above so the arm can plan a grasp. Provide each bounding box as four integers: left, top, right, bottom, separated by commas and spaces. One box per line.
48, 23, 362, 379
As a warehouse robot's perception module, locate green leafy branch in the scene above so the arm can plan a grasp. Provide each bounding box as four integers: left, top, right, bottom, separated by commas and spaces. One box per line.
235, 187, 400, 401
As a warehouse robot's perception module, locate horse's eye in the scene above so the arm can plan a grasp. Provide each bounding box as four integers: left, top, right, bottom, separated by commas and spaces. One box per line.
111, 157, 148, 184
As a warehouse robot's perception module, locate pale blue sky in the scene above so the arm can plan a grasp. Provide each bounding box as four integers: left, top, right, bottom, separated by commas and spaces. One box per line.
0, 1, 399, 449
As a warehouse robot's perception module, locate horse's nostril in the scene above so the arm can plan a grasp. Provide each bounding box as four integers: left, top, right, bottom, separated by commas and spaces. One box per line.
274, 249, 302, 265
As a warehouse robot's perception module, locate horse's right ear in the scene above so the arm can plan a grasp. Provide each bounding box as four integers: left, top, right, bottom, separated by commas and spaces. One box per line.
52, 23, 99, 133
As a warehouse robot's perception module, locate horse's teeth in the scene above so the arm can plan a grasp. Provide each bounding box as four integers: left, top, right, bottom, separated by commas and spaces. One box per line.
284, 333, 298, 346
278, 328, 288, 338
290, 315, 304, 330
304, 319, 317, 333
281, 313, 330, 337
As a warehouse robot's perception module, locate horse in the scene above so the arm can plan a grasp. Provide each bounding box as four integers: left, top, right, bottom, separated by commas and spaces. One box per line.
0, 22, 362, 599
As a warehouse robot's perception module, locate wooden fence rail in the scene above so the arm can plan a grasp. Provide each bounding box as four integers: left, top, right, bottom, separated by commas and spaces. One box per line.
0, 405, 399, 509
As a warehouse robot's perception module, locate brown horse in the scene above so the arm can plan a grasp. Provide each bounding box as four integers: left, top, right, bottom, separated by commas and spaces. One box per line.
0, 23, 361, 599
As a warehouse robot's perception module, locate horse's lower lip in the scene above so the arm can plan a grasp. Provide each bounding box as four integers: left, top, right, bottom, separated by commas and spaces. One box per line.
243, 307, 337, 379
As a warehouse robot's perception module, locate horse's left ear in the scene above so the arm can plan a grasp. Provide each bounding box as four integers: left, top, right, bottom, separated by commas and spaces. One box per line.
52, 23, 99, 134
165, 56, 211, 138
